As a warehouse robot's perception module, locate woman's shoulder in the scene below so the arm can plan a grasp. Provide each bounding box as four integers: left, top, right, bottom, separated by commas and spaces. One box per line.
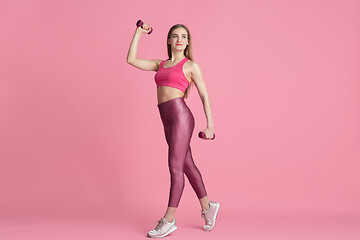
154, 59, 165, 64
152, 59, 167, 69
186, 58, 199, 66
185, 59, 201, 72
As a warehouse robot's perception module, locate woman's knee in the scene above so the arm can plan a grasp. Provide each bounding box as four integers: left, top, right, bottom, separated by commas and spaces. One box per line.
169, 167, 184, 176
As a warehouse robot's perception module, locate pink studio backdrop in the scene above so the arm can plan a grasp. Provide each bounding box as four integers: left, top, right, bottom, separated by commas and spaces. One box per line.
0, 0, 359, 231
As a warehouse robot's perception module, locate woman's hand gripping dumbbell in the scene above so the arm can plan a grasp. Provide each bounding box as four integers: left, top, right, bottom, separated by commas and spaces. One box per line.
136, 19, 153, 34
198, 129, 215, 140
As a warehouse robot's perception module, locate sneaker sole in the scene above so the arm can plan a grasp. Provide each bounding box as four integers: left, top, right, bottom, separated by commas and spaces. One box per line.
147, 225, 177, 238
205, 202, 220, 231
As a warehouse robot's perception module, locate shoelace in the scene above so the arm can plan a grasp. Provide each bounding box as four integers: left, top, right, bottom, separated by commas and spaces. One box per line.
153, 219, 165, 231
201, 211, 212, 225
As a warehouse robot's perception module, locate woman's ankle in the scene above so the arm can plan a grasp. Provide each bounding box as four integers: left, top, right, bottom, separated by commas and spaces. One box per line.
202, 202, 210, 211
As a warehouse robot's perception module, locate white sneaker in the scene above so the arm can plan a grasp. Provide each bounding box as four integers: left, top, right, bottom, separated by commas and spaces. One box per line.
201, 201, 220, 231
147, 217, 177, 238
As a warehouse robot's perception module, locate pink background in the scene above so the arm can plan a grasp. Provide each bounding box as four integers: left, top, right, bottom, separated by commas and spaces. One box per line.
0, 0, 359, 239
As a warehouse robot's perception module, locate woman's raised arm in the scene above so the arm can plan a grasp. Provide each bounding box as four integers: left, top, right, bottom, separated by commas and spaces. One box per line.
127, 23, 160, 71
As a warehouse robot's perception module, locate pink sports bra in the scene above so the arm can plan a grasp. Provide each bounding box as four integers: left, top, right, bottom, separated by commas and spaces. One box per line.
154, 57, 190, 93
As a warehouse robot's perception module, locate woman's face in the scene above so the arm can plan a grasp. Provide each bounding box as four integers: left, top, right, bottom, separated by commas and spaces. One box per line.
168, 28, 188, 50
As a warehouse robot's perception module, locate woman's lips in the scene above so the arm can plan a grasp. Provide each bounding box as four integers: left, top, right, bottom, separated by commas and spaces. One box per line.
176, 44, 182, 45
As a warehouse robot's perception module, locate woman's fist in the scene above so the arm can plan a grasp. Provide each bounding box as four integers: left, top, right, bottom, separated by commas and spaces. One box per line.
138, 22, 152, 34
198, 128, 215, 140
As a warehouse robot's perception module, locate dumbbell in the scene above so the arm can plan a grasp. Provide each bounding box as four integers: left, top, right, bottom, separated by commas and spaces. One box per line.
198, 131, 215, 140
136, 19, 153, 34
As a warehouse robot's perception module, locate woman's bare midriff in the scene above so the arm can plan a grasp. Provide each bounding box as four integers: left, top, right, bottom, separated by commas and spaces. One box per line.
157, 86, 185, 105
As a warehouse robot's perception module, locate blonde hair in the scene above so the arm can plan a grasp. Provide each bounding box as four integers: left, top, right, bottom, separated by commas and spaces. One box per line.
166, 24, 194, 99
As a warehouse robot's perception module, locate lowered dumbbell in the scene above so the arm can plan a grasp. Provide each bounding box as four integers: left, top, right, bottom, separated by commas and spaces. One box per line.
198, 131, 215, 140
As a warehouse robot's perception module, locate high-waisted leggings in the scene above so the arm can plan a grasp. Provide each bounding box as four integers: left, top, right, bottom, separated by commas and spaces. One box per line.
157, 96, 207, 208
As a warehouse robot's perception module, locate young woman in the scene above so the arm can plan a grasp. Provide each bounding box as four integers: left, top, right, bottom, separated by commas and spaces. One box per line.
127, 21, 220, 238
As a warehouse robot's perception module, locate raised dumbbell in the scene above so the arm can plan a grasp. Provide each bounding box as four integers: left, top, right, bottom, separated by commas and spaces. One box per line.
136, 19, 153, 34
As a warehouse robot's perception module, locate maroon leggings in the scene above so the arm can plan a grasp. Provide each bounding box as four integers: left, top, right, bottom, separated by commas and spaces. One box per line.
157, 97, 208, 208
